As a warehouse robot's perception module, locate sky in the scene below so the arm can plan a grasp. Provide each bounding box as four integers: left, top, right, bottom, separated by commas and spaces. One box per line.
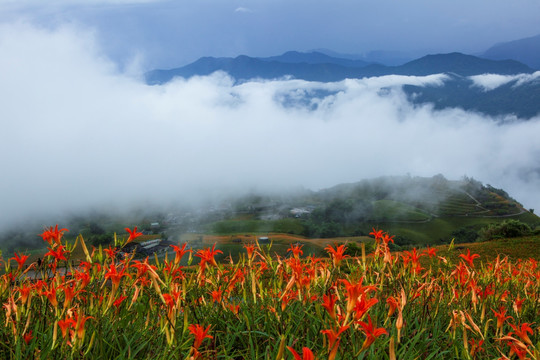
1, 0, 540, 229
1, 0, 540, 70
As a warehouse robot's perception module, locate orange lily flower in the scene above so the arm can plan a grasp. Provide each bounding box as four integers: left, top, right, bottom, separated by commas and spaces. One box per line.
113, 295, 127, 309
492, 306, 513, 333
104, 264, 130, 291
353, 295, 379, 321
513, 296, 525, 315
75, 312, 93, 341
10, 252, 29, 271
210, 288, 223, 303
195, 244, 223, 270
321, 325, 349, 360
382, 233, 395, 245
38, 224, 68, 246
322, 293, 337, 320
58, 317, 76, 339
340, 278, 377, 314
243, 243, 257, 262
369, 228, 384, 240
103, 246, 118, 260
125, 226, 143, 244
170, 243, 191, 265
61, 282, 81, 309
16, 284, 32, 305
357, 315, 388, 352
288, 243, 304, 259
459, 249, 480, 268
23, 330, 33, 345
325, 244, 349, 267
423, 246, 438, 258
386, 296, 399, 317
188, 324, 213, 350
509, 322, 534, 346
42, 283, 58, 308
287, 346, 315, 360
44, 245, 68, 262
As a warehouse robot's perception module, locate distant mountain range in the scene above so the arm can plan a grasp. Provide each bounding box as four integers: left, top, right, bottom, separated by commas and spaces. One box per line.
482, 34, 540, 70
146, 51, 533, 85
146, 37, 540, 119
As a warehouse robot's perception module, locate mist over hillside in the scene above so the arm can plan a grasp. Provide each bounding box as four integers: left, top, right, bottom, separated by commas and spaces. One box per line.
2, 24, 540, 240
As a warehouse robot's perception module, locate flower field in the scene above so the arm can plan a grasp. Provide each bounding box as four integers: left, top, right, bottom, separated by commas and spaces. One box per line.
1, 226, 539, 359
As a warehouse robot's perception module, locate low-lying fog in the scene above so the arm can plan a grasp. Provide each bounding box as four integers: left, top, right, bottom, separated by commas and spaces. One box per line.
1, 23, 539, 230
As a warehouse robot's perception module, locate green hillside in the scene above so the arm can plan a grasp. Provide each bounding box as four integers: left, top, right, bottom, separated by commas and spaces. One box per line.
2, 175, 539, 252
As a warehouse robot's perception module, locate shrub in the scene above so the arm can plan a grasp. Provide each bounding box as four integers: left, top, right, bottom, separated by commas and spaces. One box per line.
451, 226, 479, 243
478, 219, 532, 241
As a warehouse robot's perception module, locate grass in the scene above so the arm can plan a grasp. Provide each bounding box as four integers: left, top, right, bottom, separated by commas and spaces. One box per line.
370, 200, 431, 222
439, 235, 540, 263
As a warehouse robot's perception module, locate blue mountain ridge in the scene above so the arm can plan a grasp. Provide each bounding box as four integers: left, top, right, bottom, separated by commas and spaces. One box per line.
145, 51, 539, 119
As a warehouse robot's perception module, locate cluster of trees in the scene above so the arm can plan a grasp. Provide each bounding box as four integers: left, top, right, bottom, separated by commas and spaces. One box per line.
478, 219, 533, 241
451, 219, 535, 243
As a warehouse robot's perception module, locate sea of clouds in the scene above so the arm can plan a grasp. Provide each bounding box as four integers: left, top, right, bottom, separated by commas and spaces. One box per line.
1, 23, 540, 229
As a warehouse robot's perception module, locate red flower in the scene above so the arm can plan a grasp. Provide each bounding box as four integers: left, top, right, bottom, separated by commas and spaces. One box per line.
288, 243, 304, 259
16, 284, 32, 305
104, 264, 129, 290
195, 244, 223, 270
357, 315, 388, 352
170, 243, 191, 265
321, 325, 349, 360
386, 296, 399, 317
509, 322, 534, 346
322, 293, 337, 320
75, 312, 93, 341
353, 295, 378, 321
23, 330, 33, 345
10, 252, 29, 271
103, 246, 118, 260
243, 244, 257, 261
42, 283, 58, 308
210, 288, 223, 303
340, 278, 377, 314
287, 346, 315, 360
38, 225, 68, 246
369, 228, 384, 240
44, 245, 68, 262
125, 226, 143, 244
459, 249, 480, 268
58, 317, 76, 339
492, 306, 512, 330
113, 295, 127, 309
325, 244, 349, 267
188, 324, 213, 350
61, 282, 81, 309
382, 233, 394, 245
423, 246, 438, 258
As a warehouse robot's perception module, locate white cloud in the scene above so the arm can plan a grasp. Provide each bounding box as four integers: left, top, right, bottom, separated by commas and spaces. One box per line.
234, 7, 253, 13
1, 23, 539, 229
470, 71, 540, 91
469, 74, 516, 91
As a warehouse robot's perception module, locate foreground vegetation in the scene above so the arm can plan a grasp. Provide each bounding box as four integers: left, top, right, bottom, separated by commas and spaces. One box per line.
1, 226, 539, 359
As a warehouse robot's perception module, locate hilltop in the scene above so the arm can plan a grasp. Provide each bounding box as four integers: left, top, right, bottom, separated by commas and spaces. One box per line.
205, 175, 538, 246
